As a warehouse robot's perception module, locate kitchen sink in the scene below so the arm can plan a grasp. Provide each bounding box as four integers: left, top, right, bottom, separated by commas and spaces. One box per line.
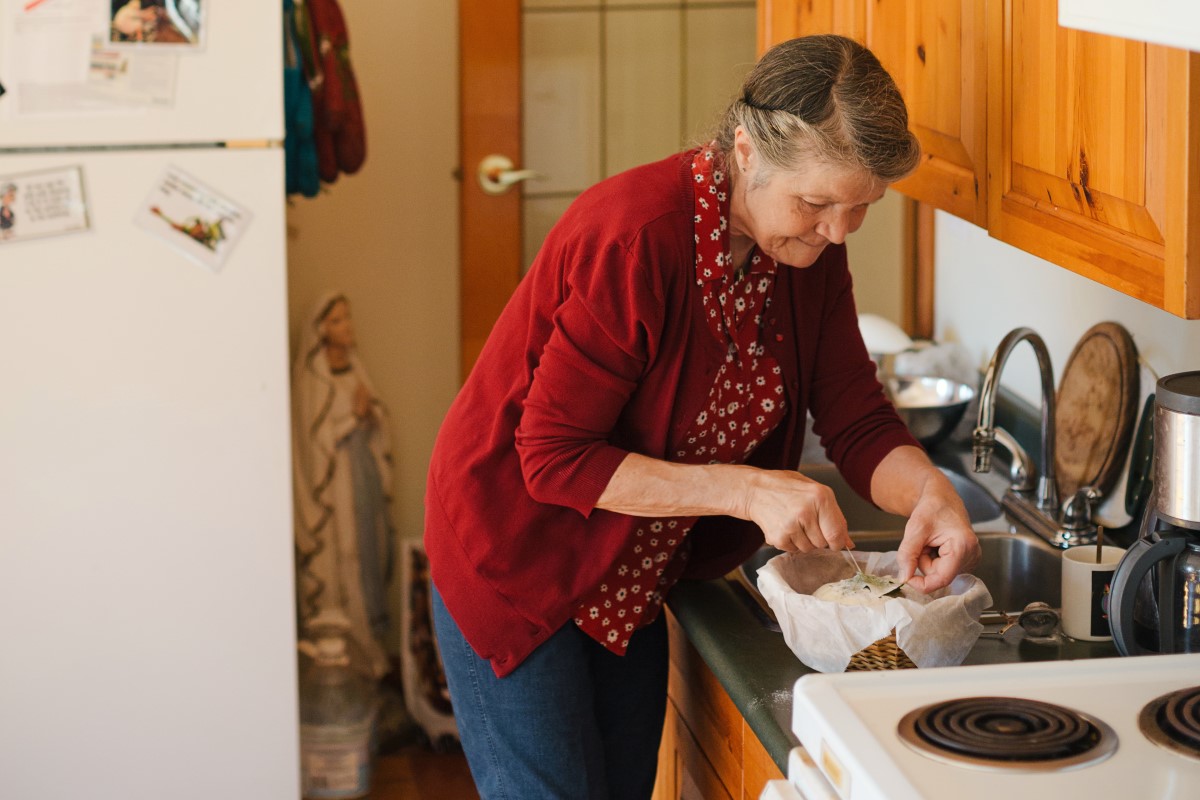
737, 530, 1061, 621
730, 461, 1062, 628
796, 462, 1003, 529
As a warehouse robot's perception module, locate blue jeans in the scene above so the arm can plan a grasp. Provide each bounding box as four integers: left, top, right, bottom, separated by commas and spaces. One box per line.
431, 582, 669, 800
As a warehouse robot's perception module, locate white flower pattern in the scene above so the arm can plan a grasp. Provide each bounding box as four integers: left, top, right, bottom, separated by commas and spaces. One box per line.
574, 146, 786, 656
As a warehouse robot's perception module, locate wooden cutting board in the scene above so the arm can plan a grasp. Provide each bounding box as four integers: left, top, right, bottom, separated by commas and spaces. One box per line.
1054, 322, 1140, 503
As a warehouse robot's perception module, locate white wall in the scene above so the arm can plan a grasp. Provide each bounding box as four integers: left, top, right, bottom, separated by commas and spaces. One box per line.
935, 211, 1200, 525
285, 0, 459, 551
847, 190, 905, 325
935, 212, 1200, 402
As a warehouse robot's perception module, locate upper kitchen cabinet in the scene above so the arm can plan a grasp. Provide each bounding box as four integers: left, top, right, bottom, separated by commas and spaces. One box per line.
759, 0, 990, 226
758, 0, 1200, 318
989, 0, 1200, 318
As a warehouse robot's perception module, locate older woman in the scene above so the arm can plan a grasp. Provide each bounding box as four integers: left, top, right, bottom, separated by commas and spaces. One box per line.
425, 34, 980, 799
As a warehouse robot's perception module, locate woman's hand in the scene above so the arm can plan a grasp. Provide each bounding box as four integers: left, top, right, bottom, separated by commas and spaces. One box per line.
870, 445, 981, 593
596, 454, 851, 553
895, 478, 980, 593
738, 470, 851, 553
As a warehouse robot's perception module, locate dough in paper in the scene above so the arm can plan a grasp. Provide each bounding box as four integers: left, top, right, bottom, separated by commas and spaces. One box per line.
812, 573, 924, 606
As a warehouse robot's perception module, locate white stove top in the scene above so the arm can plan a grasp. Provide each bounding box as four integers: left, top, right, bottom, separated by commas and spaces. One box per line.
791, 653, 1200, 800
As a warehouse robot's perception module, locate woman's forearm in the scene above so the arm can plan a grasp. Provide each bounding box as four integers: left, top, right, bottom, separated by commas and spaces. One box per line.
595, 452, 853, 553
595, 452, 751, 518
868, 445, 947, 516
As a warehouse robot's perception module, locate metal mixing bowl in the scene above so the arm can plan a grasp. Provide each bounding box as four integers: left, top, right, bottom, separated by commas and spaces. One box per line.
885, 375, 975, 449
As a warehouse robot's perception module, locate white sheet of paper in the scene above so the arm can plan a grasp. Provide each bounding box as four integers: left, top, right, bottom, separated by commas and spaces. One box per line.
3, 1, 178, 117
0, 165, 91, 245
133, 165, 250, 273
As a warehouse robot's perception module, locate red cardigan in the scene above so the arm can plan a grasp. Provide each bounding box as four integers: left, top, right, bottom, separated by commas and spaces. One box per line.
425, 151, 917, 677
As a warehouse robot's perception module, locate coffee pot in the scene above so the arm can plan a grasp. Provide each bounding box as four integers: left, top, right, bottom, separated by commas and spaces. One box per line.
1109, 371, 1200, 656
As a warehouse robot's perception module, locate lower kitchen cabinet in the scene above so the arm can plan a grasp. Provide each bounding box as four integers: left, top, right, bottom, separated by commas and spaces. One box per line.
653, 613, 785, 800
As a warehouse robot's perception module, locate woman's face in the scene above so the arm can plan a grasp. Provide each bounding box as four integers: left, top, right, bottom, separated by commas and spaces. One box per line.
730, 129, 887, 268
321, 299, 355, 349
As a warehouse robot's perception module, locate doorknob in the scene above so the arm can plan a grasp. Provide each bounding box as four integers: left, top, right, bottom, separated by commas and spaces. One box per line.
477, 154, 545, 195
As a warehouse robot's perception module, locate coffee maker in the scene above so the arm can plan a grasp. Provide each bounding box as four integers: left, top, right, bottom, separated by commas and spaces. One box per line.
1109, 371, 1200, 656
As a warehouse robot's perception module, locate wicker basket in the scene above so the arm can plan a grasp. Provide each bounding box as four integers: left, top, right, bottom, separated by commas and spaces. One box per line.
846, 631, 917, 671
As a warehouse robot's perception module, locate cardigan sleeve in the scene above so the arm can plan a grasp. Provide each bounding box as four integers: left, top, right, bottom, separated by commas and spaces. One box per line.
513, 235, 670, 517
806, 250, 919, 503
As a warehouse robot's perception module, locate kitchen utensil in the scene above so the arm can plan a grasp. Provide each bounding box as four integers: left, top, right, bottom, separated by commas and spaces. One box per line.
1016, 601, 1059, 637
885, 375, 974, 449
842, 546, 864, 577
1153, 371, 1200, 528
1054, 321, 1139, 501
1061, 544, 1124, 641
1095, 525, 1104, 563
1109, 371, 1200, 656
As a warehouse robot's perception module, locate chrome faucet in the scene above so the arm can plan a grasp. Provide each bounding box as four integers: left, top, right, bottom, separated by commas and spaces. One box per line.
973, 327, 1097, 547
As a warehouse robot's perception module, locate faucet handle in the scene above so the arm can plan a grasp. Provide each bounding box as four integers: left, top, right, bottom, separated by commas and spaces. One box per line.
1061, 485, 1102, 531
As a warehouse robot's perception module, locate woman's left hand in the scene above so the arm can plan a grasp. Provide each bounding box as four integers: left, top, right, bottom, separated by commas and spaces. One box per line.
894, 478, 980, 593
869, 445, 981, 593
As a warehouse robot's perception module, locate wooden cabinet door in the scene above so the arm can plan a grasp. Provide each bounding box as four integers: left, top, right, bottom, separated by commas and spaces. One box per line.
866, 0, 989, 226
758, 0, 864, 48
988, 0, 1200, 317
758, 1, 988, 226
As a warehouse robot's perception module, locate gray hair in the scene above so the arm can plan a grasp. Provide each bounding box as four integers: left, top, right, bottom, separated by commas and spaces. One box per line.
711, 35, 920, 183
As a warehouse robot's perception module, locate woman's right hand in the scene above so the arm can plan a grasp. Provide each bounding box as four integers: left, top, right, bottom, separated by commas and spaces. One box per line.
738, 469, 851, 553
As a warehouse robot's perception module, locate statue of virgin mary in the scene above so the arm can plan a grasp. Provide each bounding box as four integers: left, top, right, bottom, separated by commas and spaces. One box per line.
292, 291, 394, 678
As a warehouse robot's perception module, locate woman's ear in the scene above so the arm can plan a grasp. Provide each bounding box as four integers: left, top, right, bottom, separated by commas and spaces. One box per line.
733, 126, 754, 174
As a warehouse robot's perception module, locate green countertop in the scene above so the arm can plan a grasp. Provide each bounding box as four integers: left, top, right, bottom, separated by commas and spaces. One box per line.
666, 569, 1120, 774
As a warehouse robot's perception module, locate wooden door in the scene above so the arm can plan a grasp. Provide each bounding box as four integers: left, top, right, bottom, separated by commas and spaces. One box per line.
988, 0, 1200, 317
459, 0, 523, 382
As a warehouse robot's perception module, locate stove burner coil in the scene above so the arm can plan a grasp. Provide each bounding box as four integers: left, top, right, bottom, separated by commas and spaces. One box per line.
897, 696, 1118, 772
1139, 686, 1200, 761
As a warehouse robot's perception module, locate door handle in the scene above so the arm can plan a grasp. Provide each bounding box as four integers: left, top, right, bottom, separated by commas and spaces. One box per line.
477, 154, 545, 195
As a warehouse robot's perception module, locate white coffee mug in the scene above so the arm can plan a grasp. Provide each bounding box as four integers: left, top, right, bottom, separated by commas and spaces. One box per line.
1061, 545, 1125, 641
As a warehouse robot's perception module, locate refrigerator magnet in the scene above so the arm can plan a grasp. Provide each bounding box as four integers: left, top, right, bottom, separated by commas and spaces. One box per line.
0, 166, 91, 246
134, 165, 250, 273
110, 0, 205, 49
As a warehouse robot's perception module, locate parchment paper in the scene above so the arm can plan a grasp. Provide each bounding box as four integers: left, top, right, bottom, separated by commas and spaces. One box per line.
757, 550, 992, 673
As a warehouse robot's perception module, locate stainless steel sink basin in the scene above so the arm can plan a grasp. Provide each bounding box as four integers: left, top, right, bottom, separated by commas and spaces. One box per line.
797, 462, 1002, 528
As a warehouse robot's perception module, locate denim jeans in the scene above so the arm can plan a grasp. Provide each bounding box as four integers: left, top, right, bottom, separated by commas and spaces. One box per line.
431, 582, 669, 800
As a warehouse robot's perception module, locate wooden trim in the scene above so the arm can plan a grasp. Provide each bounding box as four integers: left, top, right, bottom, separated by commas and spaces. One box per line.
901, 198, 935, 340
459, 0, 523, 382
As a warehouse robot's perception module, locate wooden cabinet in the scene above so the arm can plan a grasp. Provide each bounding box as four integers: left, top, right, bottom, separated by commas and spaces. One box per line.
988, 1, 1200, 317
871, 0, 989, 226
653, 613, 785, 800
759, 0, 988, 226
758, 0, 1200, 318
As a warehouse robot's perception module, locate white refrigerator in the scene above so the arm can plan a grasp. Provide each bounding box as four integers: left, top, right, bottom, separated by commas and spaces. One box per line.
0, 3, 299, 798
